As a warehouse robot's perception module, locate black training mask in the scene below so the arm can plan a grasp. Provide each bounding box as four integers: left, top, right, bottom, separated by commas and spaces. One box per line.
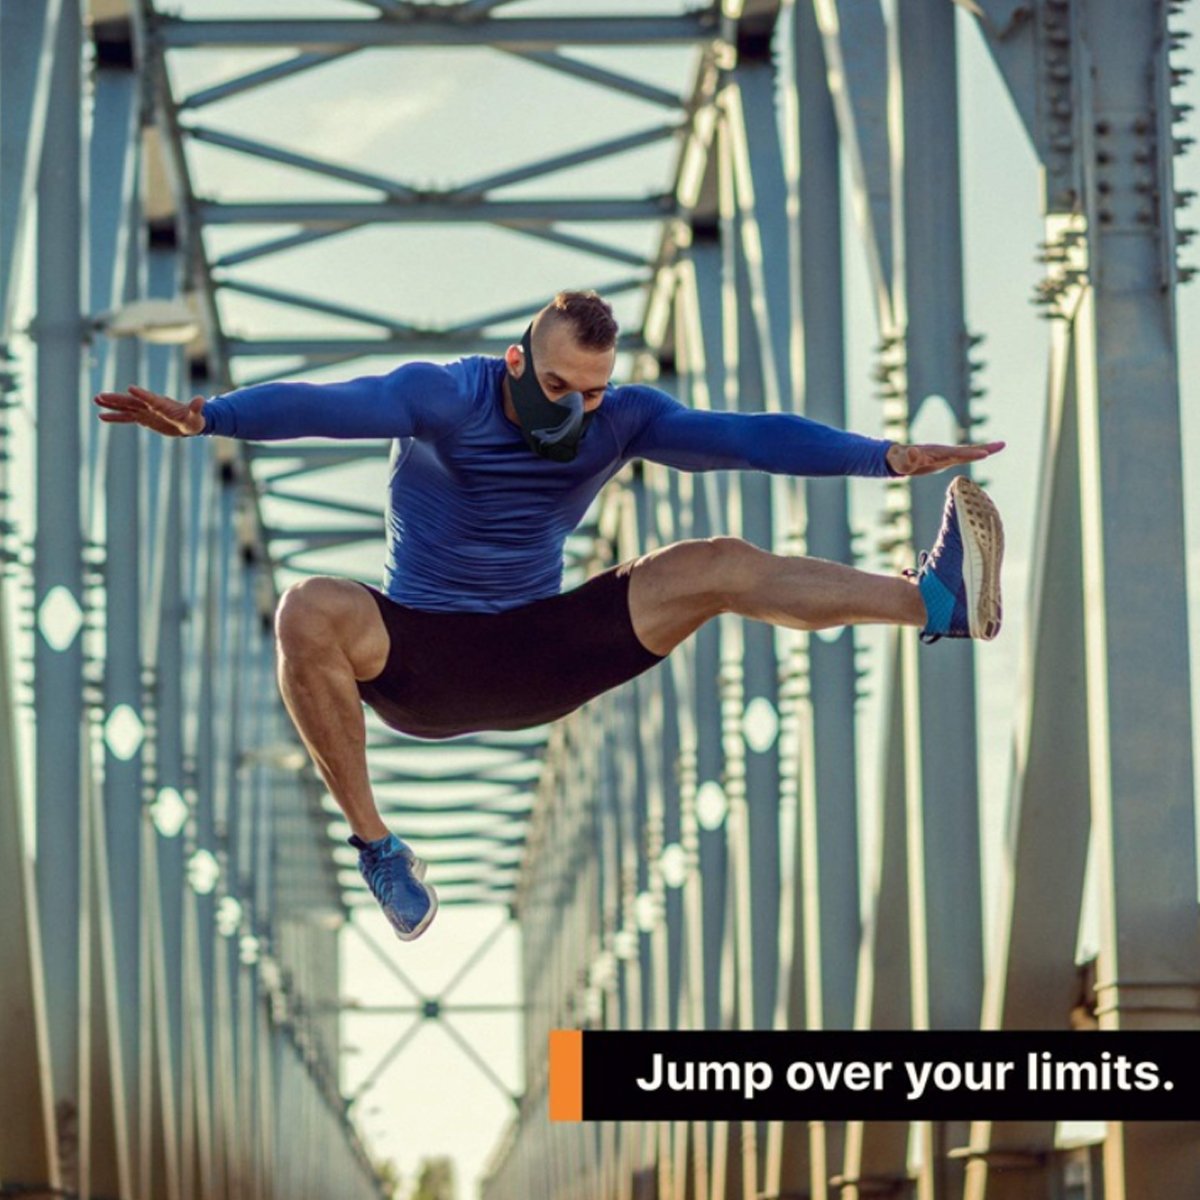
508, 324, 593, 463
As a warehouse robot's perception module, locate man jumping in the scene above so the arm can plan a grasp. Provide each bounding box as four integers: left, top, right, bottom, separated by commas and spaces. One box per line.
95, 290, 1004, 944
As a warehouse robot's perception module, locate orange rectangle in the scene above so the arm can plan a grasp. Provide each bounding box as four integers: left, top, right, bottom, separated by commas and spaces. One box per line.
548, 1030, 583, 1121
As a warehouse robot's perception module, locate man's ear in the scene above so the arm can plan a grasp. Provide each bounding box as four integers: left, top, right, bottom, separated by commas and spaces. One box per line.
505, 345, 525, 378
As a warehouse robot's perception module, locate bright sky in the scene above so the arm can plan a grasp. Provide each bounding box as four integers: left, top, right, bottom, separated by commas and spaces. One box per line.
6, 0, 1200, 1195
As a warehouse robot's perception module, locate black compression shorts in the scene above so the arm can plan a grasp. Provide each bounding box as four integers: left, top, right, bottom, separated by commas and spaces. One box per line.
355, 561, 666, 739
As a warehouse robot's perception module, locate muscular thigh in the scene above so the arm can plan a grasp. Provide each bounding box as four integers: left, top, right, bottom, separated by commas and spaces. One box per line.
627, 537, 752, 657
275, 576, 389, 681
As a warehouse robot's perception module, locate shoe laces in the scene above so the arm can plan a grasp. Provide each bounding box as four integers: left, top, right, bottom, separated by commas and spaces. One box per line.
902, 550, 930, 582
359, 839, 403, 902
923, 493, 959, 573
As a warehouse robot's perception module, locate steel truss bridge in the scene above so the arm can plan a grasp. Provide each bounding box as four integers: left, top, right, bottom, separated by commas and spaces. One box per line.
1, 0, 1198, 1197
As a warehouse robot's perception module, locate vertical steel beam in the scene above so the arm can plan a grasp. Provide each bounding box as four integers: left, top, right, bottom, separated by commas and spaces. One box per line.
814, 0, 894, 327
33, 1, 87, 1185
683, 236, 734, 1041
147, 245, 189, 1200
85, 741, 135, 1200
769, 6, 868, 1197
188, 428, 221, 1200
0, 578, 59, 1190
679, 226, 736, 1200
730, 50, 795, 1030
889, 1, 982, 1191
0, 21, 62, 1189
0, 0, 63, 339
792, 0, 862, 1039
837, 635, 913, 1200
1072, 2, 1200, 1194
735, 163, 783, 1200
92, 33, 148, 1192
962, 311, 1090, 1200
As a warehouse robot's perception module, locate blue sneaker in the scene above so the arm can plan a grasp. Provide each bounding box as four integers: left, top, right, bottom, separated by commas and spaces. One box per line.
909, 476, 1004, 644
349, 833, 438, 942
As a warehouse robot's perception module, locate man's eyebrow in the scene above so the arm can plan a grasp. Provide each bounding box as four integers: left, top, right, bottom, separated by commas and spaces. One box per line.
545, 372, 610, 391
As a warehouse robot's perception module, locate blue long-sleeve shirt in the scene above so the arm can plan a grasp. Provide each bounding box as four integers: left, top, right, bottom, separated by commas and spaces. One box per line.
202, 356, 894, 612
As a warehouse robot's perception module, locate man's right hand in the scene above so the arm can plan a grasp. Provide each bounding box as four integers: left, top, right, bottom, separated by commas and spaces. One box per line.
93, 385, 206, 437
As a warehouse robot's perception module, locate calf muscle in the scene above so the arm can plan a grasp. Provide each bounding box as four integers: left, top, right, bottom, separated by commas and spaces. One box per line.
274, 577, 391, 842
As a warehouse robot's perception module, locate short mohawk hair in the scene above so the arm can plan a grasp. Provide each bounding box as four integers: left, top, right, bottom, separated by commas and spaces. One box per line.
537, 290, 619, 350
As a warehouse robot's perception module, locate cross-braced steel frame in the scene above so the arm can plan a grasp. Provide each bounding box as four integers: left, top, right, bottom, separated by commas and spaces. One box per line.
2, 1, 1198, 1199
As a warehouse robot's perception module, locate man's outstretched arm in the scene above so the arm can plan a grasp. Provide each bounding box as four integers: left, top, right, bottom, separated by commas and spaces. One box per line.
93, 362, 473, 442
622, 389, 1002, 478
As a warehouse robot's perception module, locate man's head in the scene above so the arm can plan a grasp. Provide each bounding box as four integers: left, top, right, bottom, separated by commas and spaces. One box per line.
504, 290, 618, 414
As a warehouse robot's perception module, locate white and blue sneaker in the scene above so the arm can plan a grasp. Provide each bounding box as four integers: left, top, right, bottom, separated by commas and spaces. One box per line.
909, 476, 1004, 644
349, 832, 438, 942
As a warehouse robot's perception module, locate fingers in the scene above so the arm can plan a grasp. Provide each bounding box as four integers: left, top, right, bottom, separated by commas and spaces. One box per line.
947, 441, 1004, 459
93, 391, 142, 412
94, 385, 175, 413
889, 439, 1005, 476
918, 441, 1006, 466
94, 388, 164, 411
128, 384, 167, 404
93, 386, 193, 437
932, 441, 1003, 458
97, 407, 181, 436
892, 440, 1006, 477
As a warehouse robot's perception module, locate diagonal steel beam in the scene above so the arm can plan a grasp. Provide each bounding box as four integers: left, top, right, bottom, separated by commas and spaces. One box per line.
213, 224, 363, 269
439, 1015, 520, 1108
217, 278, 419, 334
186, 125, 418, 198
226, 335, 519, 358
439, 911, 515, 998
501, 47, 686, 109
235, 355, 382, 390
496, 221, 655, 267
212, 212, 659, 281
449, 122, 684, 198
345, 0, 415, 15
348, 915, 424, 1004
216, 217, 658, 273
441, 276, 649, 336
259, 490, 382, 521
454, 0, 527, 18
180, 48, 363, 110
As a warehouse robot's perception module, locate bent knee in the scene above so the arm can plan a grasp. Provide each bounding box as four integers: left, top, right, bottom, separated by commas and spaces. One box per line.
642, 537, 763, 612
691, 536, 763, 605
274, 577, 365, 655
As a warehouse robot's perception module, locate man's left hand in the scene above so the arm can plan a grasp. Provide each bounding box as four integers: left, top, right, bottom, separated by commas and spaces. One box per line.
885, 440, 1005, 477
